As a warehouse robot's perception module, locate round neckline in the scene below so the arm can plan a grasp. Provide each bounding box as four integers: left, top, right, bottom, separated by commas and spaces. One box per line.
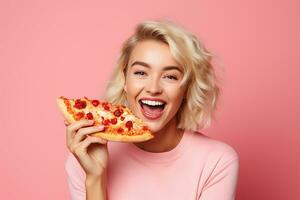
127, 130, 195, 163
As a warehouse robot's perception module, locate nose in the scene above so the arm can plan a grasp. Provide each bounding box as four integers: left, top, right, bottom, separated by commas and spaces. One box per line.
145, 77, 162, 95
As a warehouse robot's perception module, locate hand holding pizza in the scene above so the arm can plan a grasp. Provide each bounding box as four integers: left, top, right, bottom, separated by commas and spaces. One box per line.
65, 119, 108, 177
57, 96, 154, 177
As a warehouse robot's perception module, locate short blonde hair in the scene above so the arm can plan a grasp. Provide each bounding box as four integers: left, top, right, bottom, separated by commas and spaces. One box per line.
104, 19, 221, 131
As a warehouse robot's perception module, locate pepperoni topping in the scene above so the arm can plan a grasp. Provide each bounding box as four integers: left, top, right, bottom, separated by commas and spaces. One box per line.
102, 119, 110, 126
74, 99, 87, 109
91, 100, 100, 107
125, 121, 133, 131
64, 99, 73, 114
117, 127, 124, 133
110, 118, 117, 125
75, 112, 85, 120
142, 126, 149, 131
113, 109, 122, 117
102, 102, 110, 111
86, 112, 93, 120
120, 116, 125, 121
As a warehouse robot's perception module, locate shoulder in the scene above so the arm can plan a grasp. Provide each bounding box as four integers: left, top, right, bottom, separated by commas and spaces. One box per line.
187, 131, 239, 163
186, 131, 240, 186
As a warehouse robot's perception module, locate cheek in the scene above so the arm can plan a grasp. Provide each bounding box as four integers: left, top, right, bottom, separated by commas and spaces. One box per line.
168, 86, 185, 101
167, 87, 186, 112
125, 78, 144, 99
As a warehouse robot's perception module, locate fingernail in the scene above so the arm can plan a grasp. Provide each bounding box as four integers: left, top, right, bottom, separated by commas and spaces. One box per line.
97, 125, 104, 129
88, 120, 94, 124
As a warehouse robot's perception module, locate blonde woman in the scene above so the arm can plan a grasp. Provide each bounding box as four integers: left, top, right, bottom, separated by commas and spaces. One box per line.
64, 19, 239, 200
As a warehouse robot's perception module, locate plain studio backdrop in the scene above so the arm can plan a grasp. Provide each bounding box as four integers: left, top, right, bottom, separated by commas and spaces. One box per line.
1, 0, 299, 199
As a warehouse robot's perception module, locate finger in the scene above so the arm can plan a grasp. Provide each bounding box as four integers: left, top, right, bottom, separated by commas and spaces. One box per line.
66, 120, 94, 141
74, 136, 107, 156
64, 120, 70, 126
73, 125, 105, 144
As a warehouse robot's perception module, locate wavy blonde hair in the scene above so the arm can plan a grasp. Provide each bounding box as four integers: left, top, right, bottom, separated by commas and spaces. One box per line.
103, 19, 221, 131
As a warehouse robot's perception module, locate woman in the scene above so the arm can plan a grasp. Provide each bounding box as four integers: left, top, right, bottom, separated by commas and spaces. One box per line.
64, 19, 239, 200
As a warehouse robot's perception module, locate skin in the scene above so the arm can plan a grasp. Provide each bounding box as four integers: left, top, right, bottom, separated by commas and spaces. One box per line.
65, 39, 187, 199
124, 39, 187, 152
65, 120, 108, 200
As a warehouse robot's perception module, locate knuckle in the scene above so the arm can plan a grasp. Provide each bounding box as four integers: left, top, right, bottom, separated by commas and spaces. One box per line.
66, 126, 73, 133
76, 128, 85, 136
67, 142, 76, 153
66, 141, 72, 148
89, 136, 96, 142
74, 147, 83, 156
85, 136, 95, 144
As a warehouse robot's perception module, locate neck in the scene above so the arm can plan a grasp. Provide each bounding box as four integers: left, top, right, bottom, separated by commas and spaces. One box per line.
133, 118, 184, 153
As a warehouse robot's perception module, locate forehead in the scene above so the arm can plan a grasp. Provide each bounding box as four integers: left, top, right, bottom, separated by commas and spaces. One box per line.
129, 40, 183, 71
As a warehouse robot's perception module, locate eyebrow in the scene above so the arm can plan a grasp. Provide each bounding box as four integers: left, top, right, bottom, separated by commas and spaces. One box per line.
131, 61, 183, 73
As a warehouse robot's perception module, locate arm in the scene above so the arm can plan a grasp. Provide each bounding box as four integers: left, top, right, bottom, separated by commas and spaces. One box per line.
64, 120, 109, 200
65, 153, 108, 200
86, 172, 107, 200
65, 153, 107, 200
199, 158, 239, 200
65, 153, 86, 200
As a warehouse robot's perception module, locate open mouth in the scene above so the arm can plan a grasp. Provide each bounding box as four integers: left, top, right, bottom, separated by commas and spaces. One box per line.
138, 100, 166, 120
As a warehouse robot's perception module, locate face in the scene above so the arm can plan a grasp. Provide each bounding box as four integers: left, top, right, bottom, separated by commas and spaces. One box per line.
124, 39, 186, 133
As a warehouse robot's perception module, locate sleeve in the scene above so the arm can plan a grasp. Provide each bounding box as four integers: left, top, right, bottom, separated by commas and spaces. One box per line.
198, 146, 240, 200
64, 153, 86, 200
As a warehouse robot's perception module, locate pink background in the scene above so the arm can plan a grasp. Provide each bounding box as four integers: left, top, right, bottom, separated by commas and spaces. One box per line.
1, 0, 299, 199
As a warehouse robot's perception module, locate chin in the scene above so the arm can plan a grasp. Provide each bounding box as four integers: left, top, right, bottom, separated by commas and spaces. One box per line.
145, 120, 170, 134
148, 128, 161, 134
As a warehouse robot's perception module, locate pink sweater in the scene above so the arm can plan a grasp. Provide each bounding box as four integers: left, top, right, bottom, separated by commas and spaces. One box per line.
65, 130, 239, 200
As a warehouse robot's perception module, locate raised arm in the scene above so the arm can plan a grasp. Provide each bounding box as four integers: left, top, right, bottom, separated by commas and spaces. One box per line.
64, 120, 108, 200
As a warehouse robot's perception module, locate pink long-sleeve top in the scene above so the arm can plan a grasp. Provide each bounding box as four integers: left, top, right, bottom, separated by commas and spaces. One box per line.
65, 130, 239, 200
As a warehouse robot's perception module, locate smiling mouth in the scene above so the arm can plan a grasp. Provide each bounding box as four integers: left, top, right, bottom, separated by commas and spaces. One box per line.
138, 100, 166, 120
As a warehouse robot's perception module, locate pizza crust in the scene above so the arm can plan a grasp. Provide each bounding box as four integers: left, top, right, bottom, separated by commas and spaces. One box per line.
56, 98, 77, 124
90, 131, 153, 142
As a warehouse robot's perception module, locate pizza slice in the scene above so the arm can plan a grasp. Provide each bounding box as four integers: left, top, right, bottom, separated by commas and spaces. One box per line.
56, 96, 153, 142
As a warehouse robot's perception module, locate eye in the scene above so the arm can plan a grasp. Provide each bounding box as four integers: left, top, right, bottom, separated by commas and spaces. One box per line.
164, 75, 178, 80
134, 71, 146, 76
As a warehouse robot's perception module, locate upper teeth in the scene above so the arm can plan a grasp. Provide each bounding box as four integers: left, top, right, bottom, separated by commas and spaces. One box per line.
141, 100, 164, 106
